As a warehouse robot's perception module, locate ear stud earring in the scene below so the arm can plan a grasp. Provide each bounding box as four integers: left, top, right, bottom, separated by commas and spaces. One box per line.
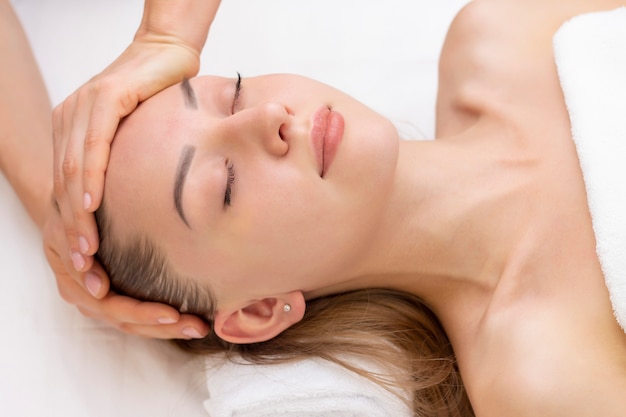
283, 304, 291, 312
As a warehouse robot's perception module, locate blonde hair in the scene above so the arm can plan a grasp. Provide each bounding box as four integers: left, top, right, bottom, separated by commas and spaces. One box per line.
178, 289, 474, 416
96, 204, 474, 416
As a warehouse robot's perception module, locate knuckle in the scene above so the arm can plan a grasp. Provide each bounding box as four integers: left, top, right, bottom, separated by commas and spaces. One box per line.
61, 153, 80, 178
97, 76, 118, 92
82, 166, 101, 184
56, 284, 73, 303
81, 78, 100, 96
89, 77, 113, 99
78, 307, 98, 320
63, 224, 78, 242
118, 88, 138, 115
83, 128, 100, 149
117, 322, 133, 334
57, 289, 70, 303
52, 171, 65, 196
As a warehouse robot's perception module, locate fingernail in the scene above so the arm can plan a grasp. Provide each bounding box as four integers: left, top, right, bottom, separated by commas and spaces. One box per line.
157, 316, 178, 325
85, 272, 101, 297
83, 192, 92, 210
79, 236, 90, 254
71, 251, 85, 271
182, 327, 203, 339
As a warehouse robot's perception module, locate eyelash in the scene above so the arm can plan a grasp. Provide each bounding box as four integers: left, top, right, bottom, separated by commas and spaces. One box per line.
231, 72, 242, 114
224, 161, 236, 207
224, 74, 241, 207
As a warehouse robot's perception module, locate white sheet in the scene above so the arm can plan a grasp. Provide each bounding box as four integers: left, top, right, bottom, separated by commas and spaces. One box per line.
1, 1, 469, 415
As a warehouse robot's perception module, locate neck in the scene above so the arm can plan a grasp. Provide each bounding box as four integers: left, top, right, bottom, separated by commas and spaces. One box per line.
308, 131, 536, 315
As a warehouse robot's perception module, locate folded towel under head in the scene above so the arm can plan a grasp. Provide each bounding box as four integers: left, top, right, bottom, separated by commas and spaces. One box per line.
553, 7, 626, 332
203, 355, 413, 417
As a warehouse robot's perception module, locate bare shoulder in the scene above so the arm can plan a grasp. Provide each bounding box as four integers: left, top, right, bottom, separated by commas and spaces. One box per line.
435, 0, 522, 137
464, 296, 626, 417
435, 0, 626, 137
440, 0, 626, 64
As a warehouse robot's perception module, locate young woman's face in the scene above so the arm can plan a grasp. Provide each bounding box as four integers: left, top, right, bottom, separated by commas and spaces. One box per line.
105, 74, 399, 308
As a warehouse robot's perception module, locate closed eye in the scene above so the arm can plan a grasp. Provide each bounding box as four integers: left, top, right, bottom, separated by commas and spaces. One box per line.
224, 160, 236, 207
231, 72, 242, 114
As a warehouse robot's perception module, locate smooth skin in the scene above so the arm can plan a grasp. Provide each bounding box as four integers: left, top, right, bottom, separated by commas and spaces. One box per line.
39, 0, 626, 415
48, 0, 222, 339
102, 73, 399, 343
101, 0, 626, 415
0, 0, 212, 339
0, 0, 51, 228
431, 0, 626, 415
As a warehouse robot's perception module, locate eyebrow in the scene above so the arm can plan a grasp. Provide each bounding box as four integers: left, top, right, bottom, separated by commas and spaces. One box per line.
180, 78, 198, 109
174, 145, 196, 228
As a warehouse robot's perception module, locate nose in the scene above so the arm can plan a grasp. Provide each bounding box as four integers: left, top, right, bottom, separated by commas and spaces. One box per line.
225, 102, 290, 157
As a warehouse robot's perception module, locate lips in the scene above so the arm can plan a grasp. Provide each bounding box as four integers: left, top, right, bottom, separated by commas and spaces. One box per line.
310, 106, 345, 177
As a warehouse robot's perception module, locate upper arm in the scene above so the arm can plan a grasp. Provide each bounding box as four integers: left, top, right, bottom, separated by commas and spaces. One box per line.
435, 0, 593, 138
435, 1, 497, 137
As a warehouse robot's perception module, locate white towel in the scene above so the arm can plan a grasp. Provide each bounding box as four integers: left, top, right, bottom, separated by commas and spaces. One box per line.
203, 356, 412, 417
553, 7, 626, 332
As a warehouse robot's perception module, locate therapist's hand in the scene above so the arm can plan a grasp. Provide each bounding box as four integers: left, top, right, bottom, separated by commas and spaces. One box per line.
43, 205, 210, 339
52, 38, 199, 273
51, 40, 202, 339
50, 0, 220, 339
53, 0, 221, 267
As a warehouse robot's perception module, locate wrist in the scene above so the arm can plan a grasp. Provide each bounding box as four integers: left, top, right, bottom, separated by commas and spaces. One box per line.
136, 0, 221, 55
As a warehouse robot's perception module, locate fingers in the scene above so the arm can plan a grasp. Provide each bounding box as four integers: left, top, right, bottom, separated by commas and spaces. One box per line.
52, 78, 140, 265
52, 42, 198, 273
52, 84, 125, 270
52, 93, 97, 271
44, 200, 97, 295
51, 249, 209, 340
44, 212, 209, 340
119, 316, 211, 340
82, 261, 110, 299
76, 290, 211, 340
82, 87, 128, 214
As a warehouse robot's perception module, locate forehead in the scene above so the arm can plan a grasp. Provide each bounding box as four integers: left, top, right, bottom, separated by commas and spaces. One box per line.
103, 82, 192, 241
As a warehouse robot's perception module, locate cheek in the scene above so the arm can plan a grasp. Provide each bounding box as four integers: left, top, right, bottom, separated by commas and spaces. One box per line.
241, 168, 328, 240
221, 113, 399, 276
225, 170, 336, 267
231, 177, 366, 280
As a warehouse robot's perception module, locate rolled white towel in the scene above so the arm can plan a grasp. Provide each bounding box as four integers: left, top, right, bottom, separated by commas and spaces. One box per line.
203, 355, 412, 417
553, 7, 626, 332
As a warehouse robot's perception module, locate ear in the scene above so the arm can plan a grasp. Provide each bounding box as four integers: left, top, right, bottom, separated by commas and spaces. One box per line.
213, 291, 305, 344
